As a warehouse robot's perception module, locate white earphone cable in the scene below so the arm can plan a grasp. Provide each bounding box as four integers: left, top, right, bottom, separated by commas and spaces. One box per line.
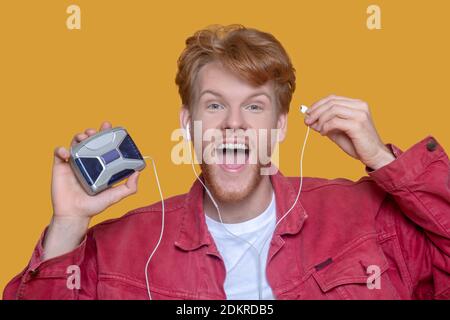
217, 125, 310, 299
186, 133, 264, 297
142, 156, 165, 300
186, 121, 310, 300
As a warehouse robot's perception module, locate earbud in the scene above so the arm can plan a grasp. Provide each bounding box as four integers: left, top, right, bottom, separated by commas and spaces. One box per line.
300, 105, 309, 114
185, 123, 191, 141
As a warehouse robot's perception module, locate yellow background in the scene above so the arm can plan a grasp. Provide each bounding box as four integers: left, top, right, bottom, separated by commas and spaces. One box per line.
1, 0, 449, 293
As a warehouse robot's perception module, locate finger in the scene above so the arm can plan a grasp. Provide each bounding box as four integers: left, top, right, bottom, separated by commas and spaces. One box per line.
306, 99, 363, 125
53, 146, 70, 164
85, 128, 97, 136
306, 104, 349, 132
70, 133, 88, 147
96, 171, 140, 205
100, 121, 112, 131
310, 94, 359, 111
309, 95, 337, 111
320, 117, 353, 136
312, 104, 361, 132
125, 171, 140, 192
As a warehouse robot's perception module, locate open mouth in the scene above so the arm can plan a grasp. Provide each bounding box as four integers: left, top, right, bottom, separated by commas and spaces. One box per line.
215, 142, 250, 172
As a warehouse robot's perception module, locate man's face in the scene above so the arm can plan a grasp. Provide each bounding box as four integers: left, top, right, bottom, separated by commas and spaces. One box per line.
183, 61, 287, 203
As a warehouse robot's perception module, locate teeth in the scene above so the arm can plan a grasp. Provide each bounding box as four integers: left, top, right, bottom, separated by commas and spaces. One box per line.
217, 143, 248, 151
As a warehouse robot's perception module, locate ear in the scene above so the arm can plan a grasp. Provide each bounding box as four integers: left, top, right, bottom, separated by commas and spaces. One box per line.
180, 105, 191, 140
276, 113, 288, 142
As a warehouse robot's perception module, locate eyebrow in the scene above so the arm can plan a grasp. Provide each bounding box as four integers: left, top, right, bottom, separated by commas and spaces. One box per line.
199, 89, 272, 102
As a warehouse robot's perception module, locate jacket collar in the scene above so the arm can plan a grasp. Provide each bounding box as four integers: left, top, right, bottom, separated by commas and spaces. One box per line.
174, 170, 308, 251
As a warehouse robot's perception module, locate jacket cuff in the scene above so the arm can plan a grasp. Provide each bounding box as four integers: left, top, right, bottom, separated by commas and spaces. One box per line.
366, 136, 446, 192
23, 226, 88, 284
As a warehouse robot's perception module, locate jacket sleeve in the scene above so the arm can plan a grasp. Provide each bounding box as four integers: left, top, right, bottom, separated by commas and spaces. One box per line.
368, 135, 450, 299
2, 227, 98, 300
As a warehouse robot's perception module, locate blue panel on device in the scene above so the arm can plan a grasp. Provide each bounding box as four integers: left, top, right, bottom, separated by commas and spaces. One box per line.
108, 169, 135, 186
119, 135, 144, 160
101, 149, 120, 164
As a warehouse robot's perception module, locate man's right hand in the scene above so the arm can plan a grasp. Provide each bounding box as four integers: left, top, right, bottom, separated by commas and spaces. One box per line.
43, 121, 140, 260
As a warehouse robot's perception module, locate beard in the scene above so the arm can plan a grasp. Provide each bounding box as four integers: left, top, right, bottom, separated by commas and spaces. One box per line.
200, 162, 263, 203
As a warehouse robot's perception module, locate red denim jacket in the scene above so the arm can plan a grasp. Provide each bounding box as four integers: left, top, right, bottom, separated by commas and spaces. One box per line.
3, 136, 450, 300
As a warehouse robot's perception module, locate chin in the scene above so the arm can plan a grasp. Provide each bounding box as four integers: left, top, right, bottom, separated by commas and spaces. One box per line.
201, 163, 262, 203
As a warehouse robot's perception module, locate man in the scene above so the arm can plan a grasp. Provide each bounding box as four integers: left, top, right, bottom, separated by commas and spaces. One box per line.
3, 24, 450, 300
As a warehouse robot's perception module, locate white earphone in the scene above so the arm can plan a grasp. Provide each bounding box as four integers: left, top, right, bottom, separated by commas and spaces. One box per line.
185, 122, 191, 141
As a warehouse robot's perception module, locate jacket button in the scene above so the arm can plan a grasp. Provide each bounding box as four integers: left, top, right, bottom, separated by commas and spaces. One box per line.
426, 138, 437, 152
29, 269, 39, 278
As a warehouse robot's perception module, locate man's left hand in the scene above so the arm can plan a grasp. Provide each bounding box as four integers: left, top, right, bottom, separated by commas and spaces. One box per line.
304, 94, 395, 171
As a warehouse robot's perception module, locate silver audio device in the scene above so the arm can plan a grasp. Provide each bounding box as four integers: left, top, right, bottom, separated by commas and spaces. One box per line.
69, 127, 146, 195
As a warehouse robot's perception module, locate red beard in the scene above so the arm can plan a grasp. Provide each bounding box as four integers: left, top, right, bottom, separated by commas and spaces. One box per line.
200, 162, 263, 203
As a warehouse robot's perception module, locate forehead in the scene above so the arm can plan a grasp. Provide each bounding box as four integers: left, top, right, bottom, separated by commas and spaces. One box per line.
195, 61, 275, 102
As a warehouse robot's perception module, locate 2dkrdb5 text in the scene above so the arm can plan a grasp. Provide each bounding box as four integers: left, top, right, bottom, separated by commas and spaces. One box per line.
176, 304, 274, 317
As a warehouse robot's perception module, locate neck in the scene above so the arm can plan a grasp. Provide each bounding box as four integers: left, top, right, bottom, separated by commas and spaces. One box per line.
203, 175, 273, 224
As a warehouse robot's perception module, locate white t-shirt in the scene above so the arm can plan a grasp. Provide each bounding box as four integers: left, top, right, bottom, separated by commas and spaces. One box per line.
205, 193, 276, 300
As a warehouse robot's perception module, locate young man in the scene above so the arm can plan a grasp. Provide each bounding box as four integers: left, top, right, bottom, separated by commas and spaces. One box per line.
4, 25, 450, 300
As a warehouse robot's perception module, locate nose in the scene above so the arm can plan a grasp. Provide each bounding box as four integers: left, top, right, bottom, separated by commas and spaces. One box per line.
223, 106, 247, 132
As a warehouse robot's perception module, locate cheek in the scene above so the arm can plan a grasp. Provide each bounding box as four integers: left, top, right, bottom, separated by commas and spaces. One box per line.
247, 128, 277, 164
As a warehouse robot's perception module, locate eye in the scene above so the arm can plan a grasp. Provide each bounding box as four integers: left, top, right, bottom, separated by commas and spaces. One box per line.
207, 103, 224, 111
245, 104, 263, 112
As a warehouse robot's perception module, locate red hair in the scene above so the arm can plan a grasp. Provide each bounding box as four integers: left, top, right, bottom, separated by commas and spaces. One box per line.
175, 24, 296, 114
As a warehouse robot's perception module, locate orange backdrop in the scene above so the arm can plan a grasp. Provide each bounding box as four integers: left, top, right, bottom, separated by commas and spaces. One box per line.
1, 0, 449, 292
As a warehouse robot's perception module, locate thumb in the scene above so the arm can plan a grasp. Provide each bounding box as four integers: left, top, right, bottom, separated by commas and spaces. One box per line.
53, 146, 70, 165
96, 171, 140, 206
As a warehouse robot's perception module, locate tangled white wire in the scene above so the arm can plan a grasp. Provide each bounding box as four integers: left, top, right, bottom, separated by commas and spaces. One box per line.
143, 114, 310, 300
187, 123, 311, 300
226, 125, 311, 299
187, 137, 264, 297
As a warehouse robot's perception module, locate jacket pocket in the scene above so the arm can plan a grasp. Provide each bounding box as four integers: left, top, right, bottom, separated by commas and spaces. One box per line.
311, 234, 401, 300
